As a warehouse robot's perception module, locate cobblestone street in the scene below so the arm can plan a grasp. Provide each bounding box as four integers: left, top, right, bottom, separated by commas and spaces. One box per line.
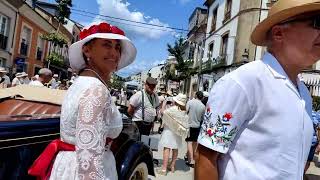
148, 123, 320, 180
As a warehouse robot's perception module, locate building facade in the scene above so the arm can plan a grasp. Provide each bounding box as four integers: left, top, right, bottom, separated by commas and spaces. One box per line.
182, 7, 208, 97
200, 0, 269, 91
12, 1, 55, 76
0, 0, 18, 75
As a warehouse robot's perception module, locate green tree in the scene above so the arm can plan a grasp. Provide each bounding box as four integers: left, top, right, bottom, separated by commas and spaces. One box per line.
56, 0, 72, 30
313, 96, 320, 111
166, 37, 197, 82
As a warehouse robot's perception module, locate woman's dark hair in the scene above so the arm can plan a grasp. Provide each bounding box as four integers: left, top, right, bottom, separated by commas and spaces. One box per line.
79, 39, 97, 74
82, 38, 97, 65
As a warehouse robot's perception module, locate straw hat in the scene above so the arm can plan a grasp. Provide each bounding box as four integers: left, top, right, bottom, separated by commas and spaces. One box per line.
16, 73, 24, 78
21, 72, 28, 77
203, 91, 209, 98
0, 67, 7, 73
251, 0, 320, 46
69, 22, 137, 72
173, 93, 187, 107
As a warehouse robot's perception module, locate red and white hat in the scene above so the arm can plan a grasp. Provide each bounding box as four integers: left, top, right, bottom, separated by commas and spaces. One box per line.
69, 22, 137, 71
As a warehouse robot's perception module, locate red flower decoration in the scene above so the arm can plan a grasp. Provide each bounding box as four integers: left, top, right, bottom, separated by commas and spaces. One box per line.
111, 26, 125, 36
223, 113, 233, 121
88, 25, 99, 34
79, 22, 125, 40
99, 22, 111, 32
207, 128, 214, 137
79, 29, 89, 40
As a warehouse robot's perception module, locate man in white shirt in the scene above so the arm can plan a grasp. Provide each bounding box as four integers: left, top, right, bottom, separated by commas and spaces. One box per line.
195, 1, 319, 180
0, 67, 10, 88
29, 68, 52, 87
128, 77, 159, 135
185, 91, 205, 166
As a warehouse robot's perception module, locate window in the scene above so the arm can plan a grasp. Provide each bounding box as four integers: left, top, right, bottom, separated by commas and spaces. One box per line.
188, 45, 195, 60
36, 34, 45, 60
207, 42, 214, 60
0, 57, 6, 67
221, 33, 229, 57
0, 15, 9, 50
224, 0, 232, 22
20, 26, 32, 56
211, 8, 218, 32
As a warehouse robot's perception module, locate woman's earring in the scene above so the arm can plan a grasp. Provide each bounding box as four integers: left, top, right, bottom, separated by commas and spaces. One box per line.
87, 57, 90, 62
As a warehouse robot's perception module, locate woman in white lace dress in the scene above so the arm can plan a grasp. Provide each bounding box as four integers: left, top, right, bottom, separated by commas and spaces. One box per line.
28, 22, 136, 180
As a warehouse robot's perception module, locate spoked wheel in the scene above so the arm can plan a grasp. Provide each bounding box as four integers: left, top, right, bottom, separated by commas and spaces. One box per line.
129, 162, 148, 180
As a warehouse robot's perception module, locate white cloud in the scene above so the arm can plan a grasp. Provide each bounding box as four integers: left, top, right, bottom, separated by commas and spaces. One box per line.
117, 59, 164, 77
95, 0, 172, 40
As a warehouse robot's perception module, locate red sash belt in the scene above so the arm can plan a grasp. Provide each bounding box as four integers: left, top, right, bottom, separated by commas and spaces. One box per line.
28, 139, 75, 180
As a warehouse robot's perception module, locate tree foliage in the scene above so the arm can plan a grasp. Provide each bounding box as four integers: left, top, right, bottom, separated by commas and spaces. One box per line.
41, 33, 67, 47
47, 52, 65, 67
166, 37, 197, 82
56, 0, 72, 24
313, 96, 320, 111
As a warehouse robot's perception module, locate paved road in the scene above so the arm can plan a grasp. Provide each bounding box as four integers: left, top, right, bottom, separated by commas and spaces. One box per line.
147, 123, 320, 180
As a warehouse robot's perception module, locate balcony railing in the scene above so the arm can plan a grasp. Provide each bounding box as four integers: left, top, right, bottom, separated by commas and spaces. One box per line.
0, 34, 8, 50
20, 43, 28, 56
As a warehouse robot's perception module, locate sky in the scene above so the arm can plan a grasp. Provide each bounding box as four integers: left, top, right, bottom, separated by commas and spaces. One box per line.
47, 0, 205, 77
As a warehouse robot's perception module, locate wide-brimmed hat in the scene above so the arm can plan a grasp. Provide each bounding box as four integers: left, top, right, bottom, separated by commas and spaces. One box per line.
251, 0, 320, 46
203, 91, 209, 98
21, 72, 28, 77
146, 77, 158, 85
173, 93, 187, 107
69, 22, 137, 72
0, 67, 7, 73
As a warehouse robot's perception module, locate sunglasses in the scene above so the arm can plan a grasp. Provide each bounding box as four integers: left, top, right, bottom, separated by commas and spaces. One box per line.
146, 83, 156, 89
279, 15, 320, 29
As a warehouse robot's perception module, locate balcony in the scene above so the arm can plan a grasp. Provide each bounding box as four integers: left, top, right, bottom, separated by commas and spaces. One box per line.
36, 49, 43, 60
20, 43, 28, 56
0, 34, 8, 50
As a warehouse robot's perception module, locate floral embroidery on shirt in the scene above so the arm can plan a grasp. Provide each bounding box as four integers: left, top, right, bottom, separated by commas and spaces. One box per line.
200, 111, 238, 149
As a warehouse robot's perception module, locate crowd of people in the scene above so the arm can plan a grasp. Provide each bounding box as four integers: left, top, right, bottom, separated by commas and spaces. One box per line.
0, 67, 76, 90
2, 0, 320, 179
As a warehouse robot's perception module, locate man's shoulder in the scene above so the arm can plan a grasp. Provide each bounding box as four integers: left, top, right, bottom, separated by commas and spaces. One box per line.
223, 60, 266, 85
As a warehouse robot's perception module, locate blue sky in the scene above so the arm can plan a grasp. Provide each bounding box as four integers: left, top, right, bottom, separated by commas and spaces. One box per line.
48, 0, 205, 77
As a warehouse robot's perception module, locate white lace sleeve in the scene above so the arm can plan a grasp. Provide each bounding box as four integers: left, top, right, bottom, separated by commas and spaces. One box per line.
75, 84, 111, 180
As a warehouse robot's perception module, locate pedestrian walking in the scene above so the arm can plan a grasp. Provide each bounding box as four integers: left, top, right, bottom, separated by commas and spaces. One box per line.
0, 67, 10, 88
157, 93, 189, 175
195, 0, 320, 179
128, 77, 160, 136
29, 68, 52, 87
28, 21, 137, 180
185, 91, 205, 167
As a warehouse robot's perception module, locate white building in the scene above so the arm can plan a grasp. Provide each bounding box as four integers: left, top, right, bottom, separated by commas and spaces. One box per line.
0, 0, 18, 72
201, 0, 270, 91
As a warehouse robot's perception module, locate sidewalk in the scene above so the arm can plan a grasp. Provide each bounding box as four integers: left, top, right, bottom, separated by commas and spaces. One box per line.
306, 154, 320, 180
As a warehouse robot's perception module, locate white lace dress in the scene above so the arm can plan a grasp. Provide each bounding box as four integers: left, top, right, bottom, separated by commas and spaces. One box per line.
49, 76, 123, 180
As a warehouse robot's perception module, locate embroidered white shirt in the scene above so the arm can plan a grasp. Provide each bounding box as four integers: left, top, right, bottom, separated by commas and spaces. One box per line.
198, 52, 313, 180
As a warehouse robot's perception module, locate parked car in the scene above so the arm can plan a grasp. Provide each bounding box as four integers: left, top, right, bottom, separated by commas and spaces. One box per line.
0, 85, 155, 180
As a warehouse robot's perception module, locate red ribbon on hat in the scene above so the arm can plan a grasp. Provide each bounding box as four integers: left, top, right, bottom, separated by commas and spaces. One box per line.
79, 22, 125, 40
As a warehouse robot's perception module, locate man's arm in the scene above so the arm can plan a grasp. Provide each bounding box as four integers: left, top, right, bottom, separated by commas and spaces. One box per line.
195, 144, 219, 180
127, 104, 135, 117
